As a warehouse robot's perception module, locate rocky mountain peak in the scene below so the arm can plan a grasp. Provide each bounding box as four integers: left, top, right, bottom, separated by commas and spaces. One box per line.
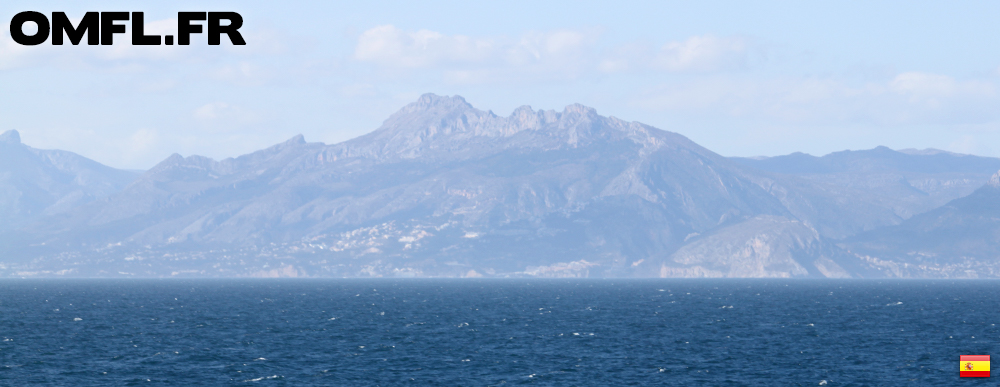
342, 95, 628, 163
11, 94, 1000, 279
0, 130, 21, 144
400, 93, 473, 114
284, 134, 306, 145
989, 170, 1000, 188
508, 105, 560, 129
148, 153, 187, 171
562, 103, 598, 117
510, 105, 535, 118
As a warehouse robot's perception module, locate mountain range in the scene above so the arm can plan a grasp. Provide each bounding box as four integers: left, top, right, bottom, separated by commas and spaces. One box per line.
0, 130, 139, 232
1, 94, 998, 278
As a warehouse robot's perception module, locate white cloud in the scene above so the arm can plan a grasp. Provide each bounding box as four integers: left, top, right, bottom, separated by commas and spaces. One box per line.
889, 72, 994, 107
599, 35, 750, 74
637, 72, 1000, 125
354, 25, 497, 67
352, 27, 755, 83
654, 35, 749, 72
505, 30, 590, 66
193, 102, 259, 129
353, 25, 596, 81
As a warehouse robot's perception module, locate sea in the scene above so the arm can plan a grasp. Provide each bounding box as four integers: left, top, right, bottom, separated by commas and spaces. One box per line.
0, 279, 996, 385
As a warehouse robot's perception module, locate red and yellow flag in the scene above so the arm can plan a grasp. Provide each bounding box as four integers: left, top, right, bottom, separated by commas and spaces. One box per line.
961, 355, 990, 377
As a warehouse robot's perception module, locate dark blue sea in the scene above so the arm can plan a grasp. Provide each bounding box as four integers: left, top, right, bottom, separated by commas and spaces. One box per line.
0, 279, 996, 385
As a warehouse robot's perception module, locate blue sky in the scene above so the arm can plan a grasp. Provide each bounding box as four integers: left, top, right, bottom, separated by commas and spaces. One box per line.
2, 1, 1000, 169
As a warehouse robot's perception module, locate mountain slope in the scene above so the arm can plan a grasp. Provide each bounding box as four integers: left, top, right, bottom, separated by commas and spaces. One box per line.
660, 215, 855, 278
841, 170, 1000, 277
0, 95, 924, 277
0, 130, 139, 231
732, 147, 1000, 219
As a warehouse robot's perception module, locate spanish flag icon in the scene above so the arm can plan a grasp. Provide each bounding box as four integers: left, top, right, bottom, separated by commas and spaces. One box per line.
960, 355, 990, 377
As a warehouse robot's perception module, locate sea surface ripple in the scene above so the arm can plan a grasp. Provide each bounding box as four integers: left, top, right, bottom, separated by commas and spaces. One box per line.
0, 279, 996, 385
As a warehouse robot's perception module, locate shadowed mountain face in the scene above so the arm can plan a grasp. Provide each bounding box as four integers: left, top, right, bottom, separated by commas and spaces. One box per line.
732, 148, 1000, 219
6, 95, 808, 275
0, 130, 139, 231
840, 170, 1000, 278
3, 95, 999, 278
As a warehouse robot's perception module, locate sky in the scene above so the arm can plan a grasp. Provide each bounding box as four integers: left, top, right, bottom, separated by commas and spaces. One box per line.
2, 1, 1000, 169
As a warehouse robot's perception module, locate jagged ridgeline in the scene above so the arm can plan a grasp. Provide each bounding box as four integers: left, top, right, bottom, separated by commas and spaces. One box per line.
2, 94, 999, 278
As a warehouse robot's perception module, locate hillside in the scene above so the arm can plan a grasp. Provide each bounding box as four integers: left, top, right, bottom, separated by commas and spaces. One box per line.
0, 130, 139, 231
3, 95, 999, 278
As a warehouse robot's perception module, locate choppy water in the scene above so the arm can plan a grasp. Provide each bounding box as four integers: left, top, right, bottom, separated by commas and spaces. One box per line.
0, 279, 996, 385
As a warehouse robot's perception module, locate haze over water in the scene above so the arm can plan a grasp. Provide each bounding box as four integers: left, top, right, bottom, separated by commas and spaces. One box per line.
0, 279, 994, 385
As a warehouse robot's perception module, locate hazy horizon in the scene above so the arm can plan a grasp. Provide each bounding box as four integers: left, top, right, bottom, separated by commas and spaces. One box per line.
3, 1, 1000, 169
3, 93, 988, 171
